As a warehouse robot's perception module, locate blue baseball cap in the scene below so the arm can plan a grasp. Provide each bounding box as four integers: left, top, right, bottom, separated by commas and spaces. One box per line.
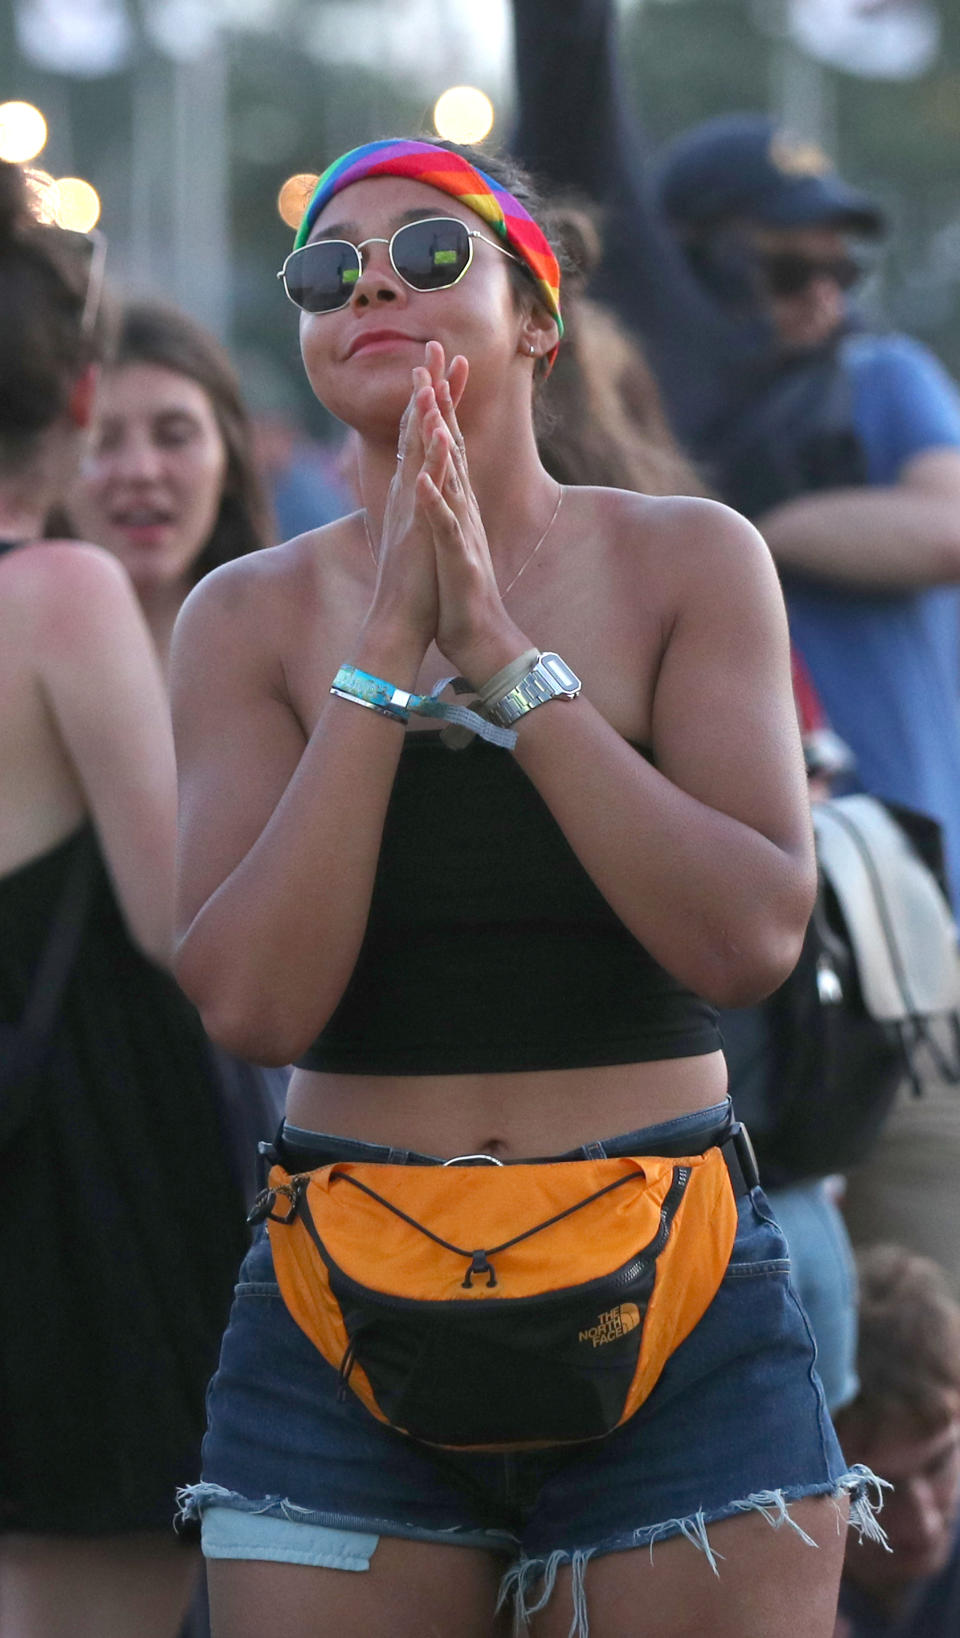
655, 114, 886, 237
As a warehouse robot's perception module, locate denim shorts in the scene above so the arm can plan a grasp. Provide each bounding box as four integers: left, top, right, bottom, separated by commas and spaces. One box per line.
179, 1100, 883, 1634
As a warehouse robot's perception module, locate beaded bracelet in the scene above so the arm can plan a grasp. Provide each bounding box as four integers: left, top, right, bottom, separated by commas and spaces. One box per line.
329, 665, 519, 749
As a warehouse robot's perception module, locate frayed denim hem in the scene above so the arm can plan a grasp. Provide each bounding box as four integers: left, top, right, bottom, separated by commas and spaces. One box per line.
495, 1465, 889, 1638
175, 1481, 516, 1555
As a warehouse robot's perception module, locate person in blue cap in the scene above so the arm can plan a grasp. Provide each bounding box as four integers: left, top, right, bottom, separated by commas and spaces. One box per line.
511, 0, 960, 1383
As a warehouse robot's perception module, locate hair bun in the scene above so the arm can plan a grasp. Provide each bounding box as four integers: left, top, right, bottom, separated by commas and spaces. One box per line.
0, 161, 32, 244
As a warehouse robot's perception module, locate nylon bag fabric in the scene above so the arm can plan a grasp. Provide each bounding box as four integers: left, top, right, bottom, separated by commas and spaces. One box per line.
751, 795, 960, 1186
257, 1148, 738, 1451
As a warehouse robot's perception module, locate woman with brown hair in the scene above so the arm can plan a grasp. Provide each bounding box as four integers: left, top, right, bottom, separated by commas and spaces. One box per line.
65, 299, 272, 676
173, 138, 879, 1638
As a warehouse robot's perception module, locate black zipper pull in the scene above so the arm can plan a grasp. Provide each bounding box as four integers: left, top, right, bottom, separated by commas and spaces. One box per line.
462, 1250, 497, 1289
246, 1188, 276, 1227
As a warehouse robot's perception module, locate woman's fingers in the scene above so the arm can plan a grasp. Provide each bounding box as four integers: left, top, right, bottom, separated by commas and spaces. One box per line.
419, 344, 470, 464
397, 366, 432, 470
417, 469, 461, 553
446, 354, 469, 411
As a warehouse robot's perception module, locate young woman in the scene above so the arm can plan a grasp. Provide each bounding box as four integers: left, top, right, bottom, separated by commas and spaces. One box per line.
173, 139, 880, 1638
64, 300, 271, 678
0, 175, 247, 1638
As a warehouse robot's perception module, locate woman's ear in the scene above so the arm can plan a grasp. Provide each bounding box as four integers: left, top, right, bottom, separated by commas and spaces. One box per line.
66, 364, 100, 430
518, 307, 560, 364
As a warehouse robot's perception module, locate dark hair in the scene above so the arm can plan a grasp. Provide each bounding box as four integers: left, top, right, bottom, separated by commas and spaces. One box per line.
108, 301, 272, 579
534, 204, 707, 496
836, 1245, 960, 1446
0, 161, 105, 464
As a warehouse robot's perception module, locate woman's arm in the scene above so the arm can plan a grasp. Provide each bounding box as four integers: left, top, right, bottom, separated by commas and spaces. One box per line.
35, 543, 178, 965
422, 378, 816, 1008
510, 0, 765, 448
510, 503, 817, 1007
172, 366, 457, 1064
171, 567, 425, 1064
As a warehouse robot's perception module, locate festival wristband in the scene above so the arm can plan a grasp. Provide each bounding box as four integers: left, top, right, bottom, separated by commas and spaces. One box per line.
329, 666, 518, 749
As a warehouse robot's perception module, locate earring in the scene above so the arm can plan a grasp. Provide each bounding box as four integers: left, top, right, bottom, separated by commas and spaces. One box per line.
526, 343, 536, 356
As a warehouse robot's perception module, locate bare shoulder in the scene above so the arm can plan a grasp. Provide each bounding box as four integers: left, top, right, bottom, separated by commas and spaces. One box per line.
172, 513, 363, 689
1, 538, 145, 648
2, 537, 131, 597
567, 485, 775, 594
178, 516, 359, 634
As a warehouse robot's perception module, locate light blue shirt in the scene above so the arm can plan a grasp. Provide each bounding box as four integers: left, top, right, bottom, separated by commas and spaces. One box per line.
784, 333, 960, 908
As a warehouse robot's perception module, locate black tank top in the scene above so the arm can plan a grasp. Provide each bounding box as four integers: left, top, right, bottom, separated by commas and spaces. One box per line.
297, 733, 720, 1075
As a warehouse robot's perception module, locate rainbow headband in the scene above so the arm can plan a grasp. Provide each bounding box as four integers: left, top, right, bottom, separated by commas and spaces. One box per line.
294, 138, 563, 343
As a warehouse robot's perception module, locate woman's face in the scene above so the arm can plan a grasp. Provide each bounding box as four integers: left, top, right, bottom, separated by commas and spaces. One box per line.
69, 361, 229, 595
297, 175, 530, 431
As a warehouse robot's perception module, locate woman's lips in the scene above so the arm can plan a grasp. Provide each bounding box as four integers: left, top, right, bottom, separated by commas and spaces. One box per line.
346, 330, 419, 358
110, 508, 175, 544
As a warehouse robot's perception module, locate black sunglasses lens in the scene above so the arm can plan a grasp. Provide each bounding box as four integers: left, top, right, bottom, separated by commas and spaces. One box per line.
284, 242, 360, 312
833, 258, 863, 292
393, 219, 471, 290
763, 253, 863, 297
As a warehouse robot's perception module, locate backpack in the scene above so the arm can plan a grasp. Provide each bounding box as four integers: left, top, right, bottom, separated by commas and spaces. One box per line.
728, 795, 960, 1188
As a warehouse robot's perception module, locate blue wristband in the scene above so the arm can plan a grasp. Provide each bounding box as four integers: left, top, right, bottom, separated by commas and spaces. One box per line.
330, 666, 411, 723
330, 665, 517, 749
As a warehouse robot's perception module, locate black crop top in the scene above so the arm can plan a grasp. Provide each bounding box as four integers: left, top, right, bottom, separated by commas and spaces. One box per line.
297, 733, 721, 1075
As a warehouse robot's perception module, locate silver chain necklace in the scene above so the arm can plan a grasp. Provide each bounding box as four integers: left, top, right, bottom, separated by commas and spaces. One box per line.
361, 483, 565, 599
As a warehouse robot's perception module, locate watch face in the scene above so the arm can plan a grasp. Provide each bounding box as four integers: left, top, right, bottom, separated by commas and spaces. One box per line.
540, 652, 581, 694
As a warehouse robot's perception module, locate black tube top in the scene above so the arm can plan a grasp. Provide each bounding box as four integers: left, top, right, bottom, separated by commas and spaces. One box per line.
297, 733, 721, 1075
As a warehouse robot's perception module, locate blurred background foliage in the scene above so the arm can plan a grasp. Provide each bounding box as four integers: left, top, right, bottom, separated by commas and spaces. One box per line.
2, 0, 960, 439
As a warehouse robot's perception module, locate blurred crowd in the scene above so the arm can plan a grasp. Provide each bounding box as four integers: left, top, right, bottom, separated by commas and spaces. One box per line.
2, 0, 960, 1632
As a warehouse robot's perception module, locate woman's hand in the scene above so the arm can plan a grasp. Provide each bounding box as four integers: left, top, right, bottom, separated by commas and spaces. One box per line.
414, 342, 529, 681
364, 356, 449, 651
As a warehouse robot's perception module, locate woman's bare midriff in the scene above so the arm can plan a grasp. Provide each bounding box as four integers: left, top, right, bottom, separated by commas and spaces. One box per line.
285, 1051, 730, 1160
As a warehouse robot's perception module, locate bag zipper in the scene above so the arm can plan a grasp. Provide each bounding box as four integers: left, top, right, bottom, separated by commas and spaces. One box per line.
292, 1165, 692, 1311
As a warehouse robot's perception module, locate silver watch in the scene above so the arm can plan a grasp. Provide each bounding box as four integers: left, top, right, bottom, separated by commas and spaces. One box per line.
483, 652, 582, 728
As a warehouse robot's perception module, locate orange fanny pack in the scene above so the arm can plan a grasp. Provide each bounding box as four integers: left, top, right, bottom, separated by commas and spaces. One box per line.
251, 1132, 753, 1452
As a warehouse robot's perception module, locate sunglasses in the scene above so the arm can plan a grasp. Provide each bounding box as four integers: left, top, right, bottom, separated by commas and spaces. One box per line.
277, 215, 521, 314
758, 252, 865, 298
22, 171, 108, 340
73, 226, 108, 340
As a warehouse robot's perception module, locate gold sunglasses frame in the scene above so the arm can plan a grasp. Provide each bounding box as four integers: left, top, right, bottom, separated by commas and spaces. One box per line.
276, 215, 520, 313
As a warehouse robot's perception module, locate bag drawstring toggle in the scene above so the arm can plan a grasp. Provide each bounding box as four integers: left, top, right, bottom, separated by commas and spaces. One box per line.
463, 1250, 498, 1289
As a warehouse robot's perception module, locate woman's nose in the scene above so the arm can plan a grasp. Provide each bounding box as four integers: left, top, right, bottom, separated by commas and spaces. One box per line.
350, 241, 405, 309
108, 430, 164, 480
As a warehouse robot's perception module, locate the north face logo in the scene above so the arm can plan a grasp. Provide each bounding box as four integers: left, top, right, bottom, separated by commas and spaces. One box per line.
579, 1302, 641, 1347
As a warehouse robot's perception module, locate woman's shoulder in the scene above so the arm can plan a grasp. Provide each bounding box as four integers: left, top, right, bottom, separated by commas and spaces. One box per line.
180, 513, 361, 617
1, 537, 131, 592
569, 485, 769, 565
0, 538, 148, 648
172, 512, 366, 678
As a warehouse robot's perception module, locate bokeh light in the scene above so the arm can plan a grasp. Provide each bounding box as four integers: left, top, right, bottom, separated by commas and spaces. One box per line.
53, 177, 101, 232
0, 101, 48, 164
277, 173, 319, 231
432, 86, 495, 146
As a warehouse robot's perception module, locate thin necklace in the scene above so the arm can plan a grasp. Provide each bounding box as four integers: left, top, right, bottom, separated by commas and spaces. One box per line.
360, 509, 378, 569
361, 485, 565, 598
500, 484, 564, 598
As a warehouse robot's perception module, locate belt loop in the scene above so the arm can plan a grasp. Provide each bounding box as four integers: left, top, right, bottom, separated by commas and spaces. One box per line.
581, 1140, 607, 1160
386, 1146, 411, 1165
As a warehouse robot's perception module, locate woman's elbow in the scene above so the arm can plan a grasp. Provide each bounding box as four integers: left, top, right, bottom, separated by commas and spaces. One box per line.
174, 944, 302, 1064
702, 931, 805, 1009
696, 893, 813, 1009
